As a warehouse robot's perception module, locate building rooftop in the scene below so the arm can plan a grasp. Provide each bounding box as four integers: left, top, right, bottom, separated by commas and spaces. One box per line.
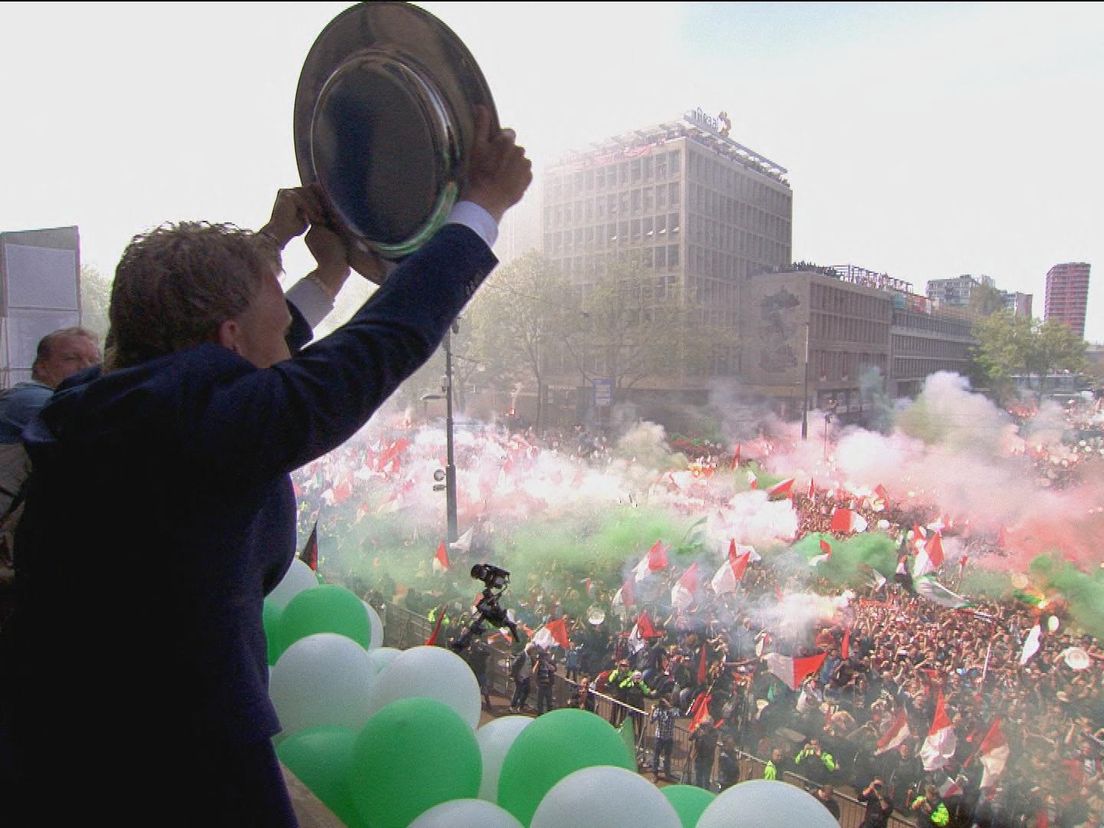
551, 108, 789, 185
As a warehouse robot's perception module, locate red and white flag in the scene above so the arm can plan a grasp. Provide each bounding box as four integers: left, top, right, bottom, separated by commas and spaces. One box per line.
612, 576, 635, 611
920, 691, 958, 771
875, 708, 912, 755
633, 539, 669, 581
809, 537, 833, 567
830, 507, 868, 534
765, 652, 827, 691
532, 616, 571, 650
432, 540, 450, 573
671, 562, 700, 610
712, 541, 751, 595
913, 532, 945, 579
976, 718, 1010, 789
938, 776, 964, 799
746, 470, 758, 489
874, 483, 890, 506
767, 478, 795, 499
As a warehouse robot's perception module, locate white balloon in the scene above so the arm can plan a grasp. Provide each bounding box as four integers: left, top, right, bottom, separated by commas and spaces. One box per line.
697, 779, 839, 828
366, 646, 402, 677
530, 766, 681, 828
1047, 615, 1060, 633
269, 633, 375, 739
476, 716, 534, 801
267, 558, 318, 610
362, 601, 384, 650
409, 798, 523, 828
368, 645, 481, 728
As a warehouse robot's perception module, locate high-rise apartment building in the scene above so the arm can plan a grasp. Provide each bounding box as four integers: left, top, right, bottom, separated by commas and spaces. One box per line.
1044, 262, 1091, 338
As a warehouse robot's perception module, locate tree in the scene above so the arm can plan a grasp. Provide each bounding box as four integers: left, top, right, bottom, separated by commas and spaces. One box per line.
80, 264, 112, 340
971, 311, 1087, 396
462, 251, 569, 430
968, 282, 1008, 317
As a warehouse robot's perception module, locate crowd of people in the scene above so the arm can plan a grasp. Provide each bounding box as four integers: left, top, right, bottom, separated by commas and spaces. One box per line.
342, 389, 1104, 828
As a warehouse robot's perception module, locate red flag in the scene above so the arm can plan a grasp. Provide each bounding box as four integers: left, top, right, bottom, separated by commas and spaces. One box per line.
648, 539, 668, 571
697, 643, 709, 685
731, 443, 741, 468
808, 478, 816, 499
830, 508, 868, 534
545, 616, 571, 649
425, 606, 445, 646
820, 538, 832, 556
433, 540, 450, 573
767, 478, 795, 499
620, 576, 636, 608
841, 627, 851, 660
688, 692, 713, 732
874, 483, 889, 504
730, 541, 750, 582
634, 611, 659, 639
298, 522, 319, 571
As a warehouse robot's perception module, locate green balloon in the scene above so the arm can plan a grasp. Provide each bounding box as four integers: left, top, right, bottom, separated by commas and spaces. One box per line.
350, 697, 481, 828
277, 584, 372, 658
263, 599, 283, 666
662, 784, 717, 828
276, 725, 363, 828
497, 708, 635, 826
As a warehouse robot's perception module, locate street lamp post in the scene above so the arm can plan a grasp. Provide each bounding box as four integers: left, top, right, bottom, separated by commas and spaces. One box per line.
822, 398, 837, 462
443, 327, 458, 544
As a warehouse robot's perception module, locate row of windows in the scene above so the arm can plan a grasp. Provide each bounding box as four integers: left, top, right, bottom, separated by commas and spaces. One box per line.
687, 149, 790, 214
546, 183, 682, 227
688, 185, 790, 241
551, 247, 683, 279
812, 284, 890, 321
686, 244, 773, 280
893, 356, 970, 378
810, 350, 887, 382
547, 150, 683, 202
892, 335, 972, 358
687, 214, 789, 262
891, 311, 973, 337
544, 215, 681, 254
811, 312, 889, 346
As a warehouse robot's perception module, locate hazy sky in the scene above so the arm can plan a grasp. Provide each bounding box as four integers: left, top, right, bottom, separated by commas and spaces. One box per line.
3, 2, 1102, 340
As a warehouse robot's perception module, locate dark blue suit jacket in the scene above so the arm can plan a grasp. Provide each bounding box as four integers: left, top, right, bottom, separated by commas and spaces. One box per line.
5, 224, 495, 794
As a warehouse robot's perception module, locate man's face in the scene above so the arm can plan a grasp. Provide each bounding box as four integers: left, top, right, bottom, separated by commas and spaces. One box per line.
228, 266, 292, 369
36, 334, 100, 387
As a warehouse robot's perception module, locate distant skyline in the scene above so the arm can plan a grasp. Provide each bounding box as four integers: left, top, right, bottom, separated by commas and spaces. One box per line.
2, 2, 1101, 340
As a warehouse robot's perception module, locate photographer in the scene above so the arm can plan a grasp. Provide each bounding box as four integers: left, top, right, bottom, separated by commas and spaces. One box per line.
858, 778, 895, 828
534, 646, 557, 715
794, 736, 838, 786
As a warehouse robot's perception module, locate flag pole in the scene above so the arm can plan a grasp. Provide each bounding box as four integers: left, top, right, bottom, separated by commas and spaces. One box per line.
981, 641, 993, 682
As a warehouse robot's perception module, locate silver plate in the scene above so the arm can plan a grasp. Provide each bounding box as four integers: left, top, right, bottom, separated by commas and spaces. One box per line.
294, 2, 497, 261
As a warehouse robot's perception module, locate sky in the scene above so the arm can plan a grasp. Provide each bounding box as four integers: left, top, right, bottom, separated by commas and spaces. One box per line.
2, 2, 1102, 341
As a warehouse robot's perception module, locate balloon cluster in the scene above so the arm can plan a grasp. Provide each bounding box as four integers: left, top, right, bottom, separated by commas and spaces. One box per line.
264, 559, 839, 827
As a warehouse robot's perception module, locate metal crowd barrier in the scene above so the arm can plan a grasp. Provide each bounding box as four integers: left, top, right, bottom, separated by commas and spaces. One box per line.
376, 602, 915, 826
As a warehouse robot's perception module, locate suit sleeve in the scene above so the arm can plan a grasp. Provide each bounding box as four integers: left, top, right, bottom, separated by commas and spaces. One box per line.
190, 223, 496, 481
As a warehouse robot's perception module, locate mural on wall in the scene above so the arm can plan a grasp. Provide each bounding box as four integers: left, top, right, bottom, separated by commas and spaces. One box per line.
758, 287, 800, 375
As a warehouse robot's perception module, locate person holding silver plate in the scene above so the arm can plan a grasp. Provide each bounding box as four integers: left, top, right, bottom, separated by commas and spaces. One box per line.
1, 3, 531, 821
